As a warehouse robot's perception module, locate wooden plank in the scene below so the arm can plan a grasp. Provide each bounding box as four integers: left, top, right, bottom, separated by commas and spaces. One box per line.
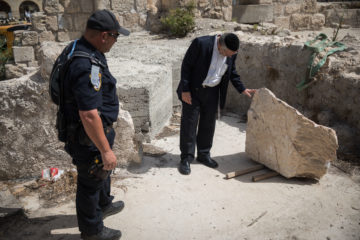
252, 171, 279, 182
225, 164, 265, 179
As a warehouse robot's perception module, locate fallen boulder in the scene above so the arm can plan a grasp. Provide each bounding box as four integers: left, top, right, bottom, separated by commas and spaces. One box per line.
245, 88, 338, 179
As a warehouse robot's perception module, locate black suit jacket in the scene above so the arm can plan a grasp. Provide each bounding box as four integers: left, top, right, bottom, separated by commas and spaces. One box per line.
176, 35, 245, 109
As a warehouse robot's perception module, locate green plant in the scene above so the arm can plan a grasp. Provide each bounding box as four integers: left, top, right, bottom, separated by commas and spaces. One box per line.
161, 1, 196, 37
0, 50, 11, 80
0, 36, 12, 80
332, 14, 343, 42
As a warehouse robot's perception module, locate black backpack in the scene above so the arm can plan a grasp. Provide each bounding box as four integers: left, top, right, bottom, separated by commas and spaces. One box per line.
49, 40, 105, 142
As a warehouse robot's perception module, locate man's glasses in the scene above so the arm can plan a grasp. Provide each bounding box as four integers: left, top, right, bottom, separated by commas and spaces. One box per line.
107, 32, 120, 40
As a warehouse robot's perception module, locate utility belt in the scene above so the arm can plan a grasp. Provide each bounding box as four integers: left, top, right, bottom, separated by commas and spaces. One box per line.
66, 121, 114, 147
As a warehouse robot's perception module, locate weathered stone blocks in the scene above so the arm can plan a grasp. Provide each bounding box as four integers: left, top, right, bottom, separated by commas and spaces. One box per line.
233, 4, 273, 24
21, 31, 39, 46
246, 88, 338, 179
0, 69, 140, 180
13, 46, 35, 63
108, 60, 173, 139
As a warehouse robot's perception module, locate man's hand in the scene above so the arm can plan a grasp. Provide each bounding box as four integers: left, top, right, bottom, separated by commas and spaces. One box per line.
182, 92, 192, 105
242, 89, 256, 98
79, 109, 117, 170
101, 150, 117, 170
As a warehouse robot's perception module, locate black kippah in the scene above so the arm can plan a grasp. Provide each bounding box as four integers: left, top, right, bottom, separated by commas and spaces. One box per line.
224, 33, 239, 51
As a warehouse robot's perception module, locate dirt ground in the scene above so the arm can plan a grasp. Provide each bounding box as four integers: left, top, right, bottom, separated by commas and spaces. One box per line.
1, 115, 360, 240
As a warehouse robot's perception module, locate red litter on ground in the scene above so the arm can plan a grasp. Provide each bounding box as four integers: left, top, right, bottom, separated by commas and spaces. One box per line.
42, 168, 64, 181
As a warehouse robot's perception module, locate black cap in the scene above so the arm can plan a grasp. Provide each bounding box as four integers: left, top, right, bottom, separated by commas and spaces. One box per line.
224, 33, 239, 51
86, 9, 130, 36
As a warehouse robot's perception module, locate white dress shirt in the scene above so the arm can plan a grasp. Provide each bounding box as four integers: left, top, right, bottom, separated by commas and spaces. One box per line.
202, 35, 228, 87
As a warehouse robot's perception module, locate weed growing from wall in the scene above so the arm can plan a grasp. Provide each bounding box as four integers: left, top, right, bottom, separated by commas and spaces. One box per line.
0, 37, 11, 80
161, 2, 196, 38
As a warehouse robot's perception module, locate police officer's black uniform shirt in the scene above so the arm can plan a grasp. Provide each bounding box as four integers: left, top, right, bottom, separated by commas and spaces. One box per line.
64, 37, 119, 126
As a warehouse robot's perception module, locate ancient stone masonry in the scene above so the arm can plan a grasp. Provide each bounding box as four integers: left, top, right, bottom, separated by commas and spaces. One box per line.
318, 2, 360, 28
0, 72, 71, 180
226, 31, 360, 162
233, 0, 326, 30
147, 0, 234, 33
106, 32, 189, 139
0, 41, 141, 180
246, 88, 338, 180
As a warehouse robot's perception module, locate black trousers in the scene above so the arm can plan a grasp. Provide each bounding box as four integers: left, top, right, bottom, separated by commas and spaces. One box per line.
75, 161, 113, 235
180, 86, 219, 161
65, 128, 115, 235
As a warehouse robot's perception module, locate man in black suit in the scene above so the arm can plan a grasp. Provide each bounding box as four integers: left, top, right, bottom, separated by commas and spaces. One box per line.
176, 33, 256, 175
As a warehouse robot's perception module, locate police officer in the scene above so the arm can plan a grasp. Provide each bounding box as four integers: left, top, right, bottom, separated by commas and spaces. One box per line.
63, 10, 130, 240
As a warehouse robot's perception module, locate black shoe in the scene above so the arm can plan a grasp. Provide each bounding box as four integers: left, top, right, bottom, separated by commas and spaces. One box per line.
178, 159, 191, 175
102, 201, 125, 220
81, 226, 121, 240
197, 156, 218, 168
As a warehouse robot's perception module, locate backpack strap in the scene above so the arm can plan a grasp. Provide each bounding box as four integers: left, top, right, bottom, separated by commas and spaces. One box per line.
59, 42, 106, 110
70, 51, 106, 68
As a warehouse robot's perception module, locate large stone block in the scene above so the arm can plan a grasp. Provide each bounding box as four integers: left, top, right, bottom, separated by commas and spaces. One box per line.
245, 88, 338, 179
322, 9, 360, 28
39, 31, 56, 43
311, 13, 325, 30
112, 0, 136, 11
44, 0, 64, 14
79, 0, 94, 13
222, 6, 232, 21
290, 13, 311, 30
274, 16, 290, 29
233, 4, 273, 23
31, 12, 47, 32
108, 60, 173, 139
21, 31, 38, 46
0, 73, 72, 180
107, 36, 188, 137
273, 3, 283, 16
46, 15, 59, 32
58, 13, 73, 31
38, 41, 68, 80
136, 0, 148, 12
57, 31, 81, 42
161, 0, 180, 10
5, 64, 27, 79
285, 4, 301, 15
301, 0, 317, 14
13, 46, 35, 63
113, 108, 142, 165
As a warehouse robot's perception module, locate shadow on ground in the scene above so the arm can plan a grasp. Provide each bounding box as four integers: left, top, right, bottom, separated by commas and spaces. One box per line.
126, 151, 317, 186
0, 210, 79, 240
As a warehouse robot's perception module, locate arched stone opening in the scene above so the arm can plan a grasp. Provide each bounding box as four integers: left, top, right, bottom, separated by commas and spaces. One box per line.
19, 1, 39, 21
0, 1, 11, 19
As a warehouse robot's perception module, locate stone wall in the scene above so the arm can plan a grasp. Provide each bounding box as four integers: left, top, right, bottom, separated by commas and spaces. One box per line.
147, 0, 234, 33
233, 0, 326, 30
0, 40, 141, 180
318, 2, 360, 28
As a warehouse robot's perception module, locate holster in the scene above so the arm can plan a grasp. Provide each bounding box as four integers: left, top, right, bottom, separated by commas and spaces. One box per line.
88, 163, 110, 180
66, 122, 113, 147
